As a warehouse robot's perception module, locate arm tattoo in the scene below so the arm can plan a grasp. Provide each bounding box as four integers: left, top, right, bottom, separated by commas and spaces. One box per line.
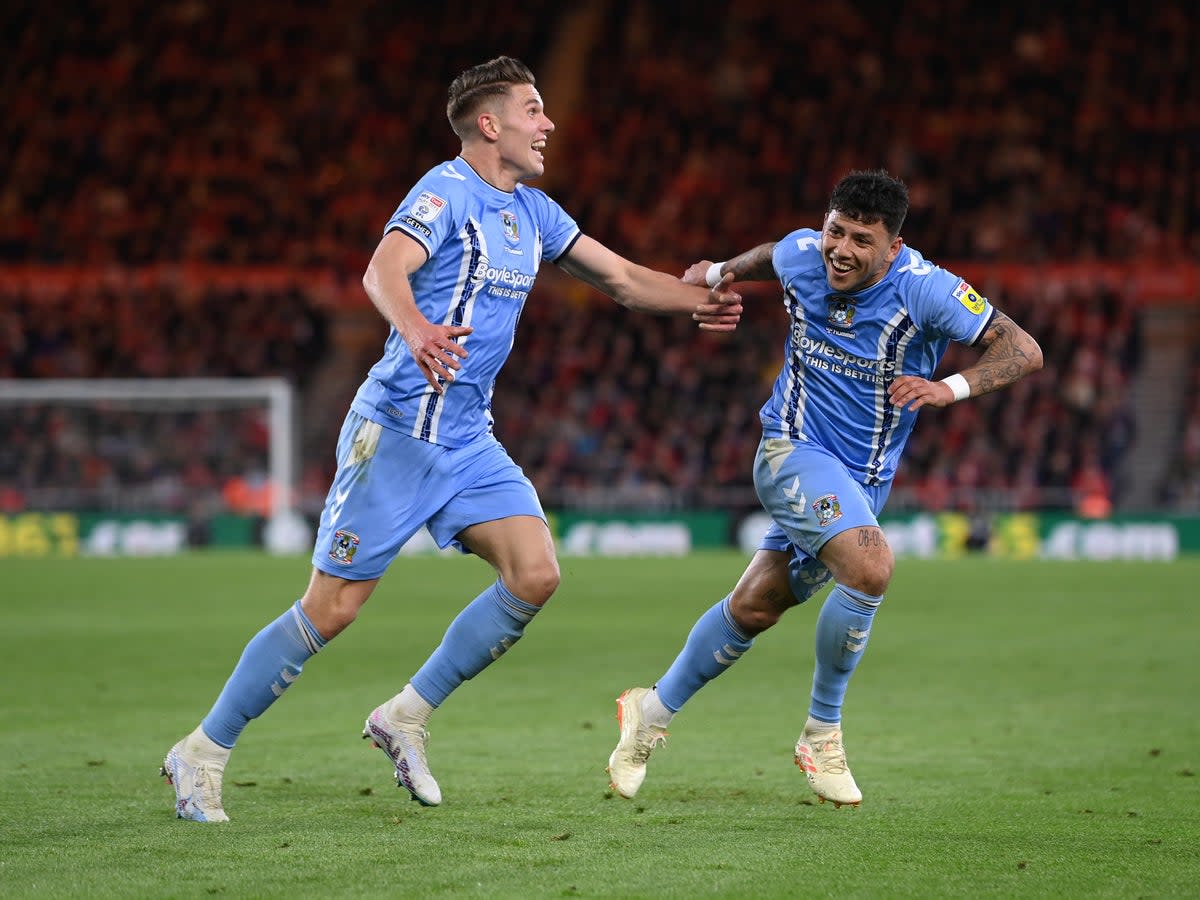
727, 243, 778, 282
968, 310, 1043, 396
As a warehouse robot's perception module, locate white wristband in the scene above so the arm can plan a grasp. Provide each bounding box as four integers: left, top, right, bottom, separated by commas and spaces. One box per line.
940, 373, 970, 402
705, 261, 726, 288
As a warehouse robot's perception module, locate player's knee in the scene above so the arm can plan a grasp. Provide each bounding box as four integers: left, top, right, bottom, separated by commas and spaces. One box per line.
845, 554, 893, 597
302, 571, 374, 638
505, 560, 560, 607
301, 594, 358, 638
823, 530, 894, 596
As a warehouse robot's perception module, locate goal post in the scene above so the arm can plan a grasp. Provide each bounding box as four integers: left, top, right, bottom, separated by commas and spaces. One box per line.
0, 377, 311, 554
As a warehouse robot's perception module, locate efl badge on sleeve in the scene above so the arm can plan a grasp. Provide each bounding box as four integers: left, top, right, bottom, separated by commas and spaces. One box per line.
409, 191, 447, 224
952, 281, 986, 315
812, 494, 843, 528
329, 529, 360, 565
500, 211, 519, 242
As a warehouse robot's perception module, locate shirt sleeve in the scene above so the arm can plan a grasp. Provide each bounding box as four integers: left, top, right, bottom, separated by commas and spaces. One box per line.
772, 228, 823, 286
908, 256, 995, 345
530, 190, 581, 262
383, 169, 458, 258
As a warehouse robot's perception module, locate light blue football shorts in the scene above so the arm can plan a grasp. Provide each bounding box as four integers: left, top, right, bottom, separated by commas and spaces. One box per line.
753, 436, 892, 601
311, 411, 545, 579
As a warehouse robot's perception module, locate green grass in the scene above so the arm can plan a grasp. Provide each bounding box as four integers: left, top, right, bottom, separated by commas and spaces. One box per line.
1, 552, 1197, 898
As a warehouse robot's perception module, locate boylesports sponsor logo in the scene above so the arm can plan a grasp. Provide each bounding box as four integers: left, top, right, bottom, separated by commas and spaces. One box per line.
794, 332, 896, 376
472, 258, 536, 289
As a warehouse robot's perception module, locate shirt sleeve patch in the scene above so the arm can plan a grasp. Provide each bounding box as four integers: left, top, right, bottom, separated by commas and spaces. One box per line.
409, 191, 447, 223
952, 281, 987, 315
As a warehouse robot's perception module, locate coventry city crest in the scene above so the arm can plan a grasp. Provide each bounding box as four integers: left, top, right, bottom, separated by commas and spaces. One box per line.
328, 529, 360, 565
500, 211, 519, 242
827, 295, 856, 330
812, 494, 843, 528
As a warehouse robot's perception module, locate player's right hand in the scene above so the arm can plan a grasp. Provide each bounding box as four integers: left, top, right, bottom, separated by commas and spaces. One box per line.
693, 273, 742, 331
404, 322, 473, 394
887, 374, 954, 411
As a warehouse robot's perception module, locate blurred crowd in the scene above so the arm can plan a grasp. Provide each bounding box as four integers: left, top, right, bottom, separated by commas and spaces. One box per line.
1, 0, 1196, 519
1, 275, 328, 381
556, 2, 1198, 270
1159, 354, 1200, 512
0, 274, 329, 516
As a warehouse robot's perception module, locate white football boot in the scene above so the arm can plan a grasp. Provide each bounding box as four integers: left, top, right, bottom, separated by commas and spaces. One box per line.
161, 727, 232, 823
607, 687, 668, 799
363, 706, 442, 806
794, 722, 862, 808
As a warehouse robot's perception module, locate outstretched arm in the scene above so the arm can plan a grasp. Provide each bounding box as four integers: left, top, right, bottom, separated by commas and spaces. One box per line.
681, 242, 780, 287
888, 309, 1044, 411
556, 235, 743, 332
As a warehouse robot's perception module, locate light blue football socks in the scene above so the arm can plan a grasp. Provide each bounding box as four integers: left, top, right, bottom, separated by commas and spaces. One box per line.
198, 582, 539, 746
654, 595, 754, 713
410, 579, 540, 707
201, 600, 327, 748
810, 583, 883, 724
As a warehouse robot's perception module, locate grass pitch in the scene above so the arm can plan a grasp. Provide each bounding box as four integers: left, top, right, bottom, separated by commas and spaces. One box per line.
1, 551, 1197, 898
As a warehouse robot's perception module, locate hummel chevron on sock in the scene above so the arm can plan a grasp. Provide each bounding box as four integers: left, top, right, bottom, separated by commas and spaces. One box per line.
810, 583, 882, 724
654, 595, 753, 713
410, 580, 539, 707
202, 599, 327, 748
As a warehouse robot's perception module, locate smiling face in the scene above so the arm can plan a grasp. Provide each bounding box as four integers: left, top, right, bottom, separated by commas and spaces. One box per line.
820, 209, 904, 293
486, 83, 554, 188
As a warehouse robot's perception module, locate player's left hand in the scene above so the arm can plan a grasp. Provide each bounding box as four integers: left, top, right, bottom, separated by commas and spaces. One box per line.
692, 272, 742, 332
888, 374, 957, 411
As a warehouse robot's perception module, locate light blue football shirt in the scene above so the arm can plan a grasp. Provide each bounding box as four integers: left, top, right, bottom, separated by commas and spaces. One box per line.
351, 157, 581, 447
762, 228, 995, 486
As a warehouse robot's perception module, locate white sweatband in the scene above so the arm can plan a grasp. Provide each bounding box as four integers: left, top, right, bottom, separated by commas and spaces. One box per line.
705, 261, 726, 288
940, 373, 970, 402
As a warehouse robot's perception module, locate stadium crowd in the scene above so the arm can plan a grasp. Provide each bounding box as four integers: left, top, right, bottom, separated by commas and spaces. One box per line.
1, 0, 1195, 520
1159, 354, 1200, 512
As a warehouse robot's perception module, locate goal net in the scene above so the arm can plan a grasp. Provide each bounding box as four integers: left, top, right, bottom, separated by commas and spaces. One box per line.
0, 377, 311, 555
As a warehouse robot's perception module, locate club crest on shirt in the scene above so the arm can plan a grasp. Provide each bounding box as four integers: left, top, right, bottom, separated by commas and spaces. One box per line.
826, 295, 856, 331
952, 281, 986, 315
500, 211, 519, 242
409, 191, 447, 224
812, 494, 843, 528
328, 529, 360, 565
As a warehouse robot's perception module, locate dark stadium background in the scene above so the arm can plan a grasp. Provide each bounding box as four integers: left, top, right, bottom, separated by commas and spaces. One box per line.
2, 0, 1197, 553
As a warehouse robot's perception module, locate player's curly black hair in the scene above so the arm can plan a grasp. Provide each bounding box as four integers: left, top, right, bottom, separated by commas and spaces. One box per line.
828, 169, 910, 238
